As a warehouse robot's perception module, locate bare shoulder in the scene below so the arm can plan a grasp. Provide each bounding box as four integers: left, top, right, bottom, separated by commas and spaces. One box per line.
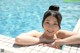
57, 30, 77, 35
17, 30, 43, 38
56, 30, 77, 38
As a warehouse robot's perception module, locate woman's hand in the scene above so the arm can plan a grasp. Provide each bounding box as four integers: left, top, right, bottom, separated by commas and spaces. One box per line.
46, 39, 64, 49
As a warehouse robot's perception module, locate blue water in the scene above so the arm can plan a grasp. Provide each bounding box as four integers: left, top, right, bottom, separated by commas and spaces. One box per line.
0, 0, 80, 38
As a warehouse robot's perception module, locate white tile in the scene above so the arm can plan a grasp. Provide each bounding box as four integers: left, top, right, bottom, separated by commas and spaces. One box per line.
78, 47, 80, 50
5, 37, 12, 40
7, 43, 14, 47
18, 47, 26, 51
46, 47, 55, 53
26, 45, 36, 49
77, 50, 80, 53
38, 52, 44, 53
71, 46, 78, 50
0, 45, 24, 53
30, 50, 38, 53
0, 41, 4, 44
0, 38, 4, 40
40, 46, 49, 52
0, 44, 6, 47
33, 45, 43, 51
54, 49, 62, 53
11, 38, 15, 41
24, 48, 32, 53
69, 49, 77, 53
1, 42, 9, 46
6, 40, 15, 44
3, 49, 13, 53
2, 39, 9, 42
61, 50, 68, 53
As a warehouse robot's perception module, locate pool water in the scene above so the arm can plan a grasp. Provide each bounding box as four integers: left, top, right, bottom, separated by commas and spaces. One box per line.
0, 0, 80, 38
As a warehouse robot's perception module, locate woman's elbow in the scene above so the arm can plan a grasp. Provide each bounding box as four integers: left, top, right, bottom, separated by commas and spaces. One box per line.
15, 36, 23, 45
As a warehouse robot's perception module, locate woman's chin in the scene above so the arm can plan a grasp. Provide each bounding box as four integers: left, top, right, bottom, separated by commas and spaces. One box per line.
47, 33, 54, 37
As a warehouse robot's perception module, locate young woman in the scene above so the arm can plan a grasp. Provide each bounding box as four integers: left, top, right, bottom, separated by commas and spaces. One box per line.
15, 5, 80, 49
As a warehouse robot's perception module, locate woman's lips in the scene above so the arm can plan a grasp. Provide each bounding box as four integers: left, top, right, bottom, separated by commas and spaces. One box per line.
47, 30, 54, 36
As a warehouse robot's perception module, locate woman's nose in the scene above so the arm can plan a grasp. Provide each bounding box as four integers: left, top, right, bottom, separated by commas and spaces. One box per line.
48, 24, 54, 29
48, 26, 54, 30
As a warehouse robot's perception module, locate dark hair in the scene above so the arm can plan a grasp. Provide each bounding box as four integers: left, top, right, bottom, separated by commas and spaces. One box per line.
42, 5, 62, 29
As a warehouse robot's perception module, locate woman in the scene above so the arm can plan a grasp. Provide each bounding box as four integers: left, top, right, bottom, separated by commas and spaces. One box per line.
15, 5, 80, 49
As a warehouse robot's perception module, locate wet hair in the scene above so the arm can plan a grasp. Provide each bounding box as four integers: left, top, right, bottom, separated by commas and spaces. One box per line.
42, 5, 62, 29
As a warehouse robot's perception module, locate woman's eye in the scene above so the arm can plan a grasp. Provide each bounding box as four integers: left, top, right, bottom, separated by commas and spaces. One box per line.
46, 22, 49, 24
54, 24, 57, 25
53, 24, 58, 25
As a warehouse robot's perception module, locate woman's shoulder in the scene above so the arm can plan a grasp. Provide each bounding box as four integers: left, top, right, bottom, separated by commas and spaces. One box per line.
26, 30, 43, 37
57, 30, 76, 35
56, 30, 77, 38
18, 30, 43, 38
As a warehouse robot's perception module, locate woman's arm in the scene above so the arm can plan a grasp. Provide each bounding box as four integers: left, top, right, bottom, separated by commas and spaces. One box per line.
50, 30, 80, 49
15, 30, 41, 46
61, 34, 80, 44
56, 30, 80, 44
15, 35, 40, 45
47, 34, 80, 49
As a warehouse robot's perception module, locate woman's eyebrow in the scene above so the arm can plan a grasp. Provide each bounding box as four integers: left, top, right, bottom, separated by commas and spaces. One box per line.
45, 20, 57, 23
54, 21, 57, 22
45, 20, 50, 21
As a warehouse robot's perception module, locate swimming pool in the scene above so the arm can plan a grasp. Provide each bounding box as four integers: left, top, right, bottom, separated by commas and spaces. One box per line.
0, 0, 80, 38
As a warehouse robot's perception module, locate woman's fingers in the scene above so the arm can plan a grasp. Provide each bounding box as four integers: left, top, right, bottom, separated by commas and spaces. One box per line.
38, 43, 44, 46
38, 43, 48, 46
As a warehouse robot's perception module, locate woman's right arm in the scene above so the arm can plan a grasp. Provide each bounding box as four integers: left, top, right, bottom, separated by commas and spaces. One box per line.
15, 30, 41, 46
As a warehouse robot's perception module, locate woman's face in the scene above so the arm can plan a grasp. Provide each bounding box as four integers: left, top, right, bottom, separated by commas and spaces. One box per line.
43, 16, 59, 37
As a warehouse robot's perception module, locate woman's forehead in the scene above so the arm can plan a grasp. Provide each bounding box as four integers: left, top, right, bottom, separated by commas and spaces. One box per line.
45, 16, 57, 22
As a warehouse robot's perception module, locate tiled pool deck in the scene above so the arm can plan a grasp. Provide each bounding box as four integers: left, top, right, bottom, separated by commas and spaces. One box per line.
0, 19, 80, 53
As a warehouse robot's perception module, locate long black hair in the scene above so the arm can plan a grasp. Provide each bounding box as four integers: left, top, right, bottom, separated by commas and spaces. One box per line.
42, 5, 62, 29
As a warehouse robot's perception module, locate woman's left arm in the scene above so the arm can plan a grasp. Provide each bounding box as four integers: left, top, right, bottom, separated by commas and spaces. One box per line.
60, 34, 80, 44
56, 30, 80, 44
49, 30, 80, 49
